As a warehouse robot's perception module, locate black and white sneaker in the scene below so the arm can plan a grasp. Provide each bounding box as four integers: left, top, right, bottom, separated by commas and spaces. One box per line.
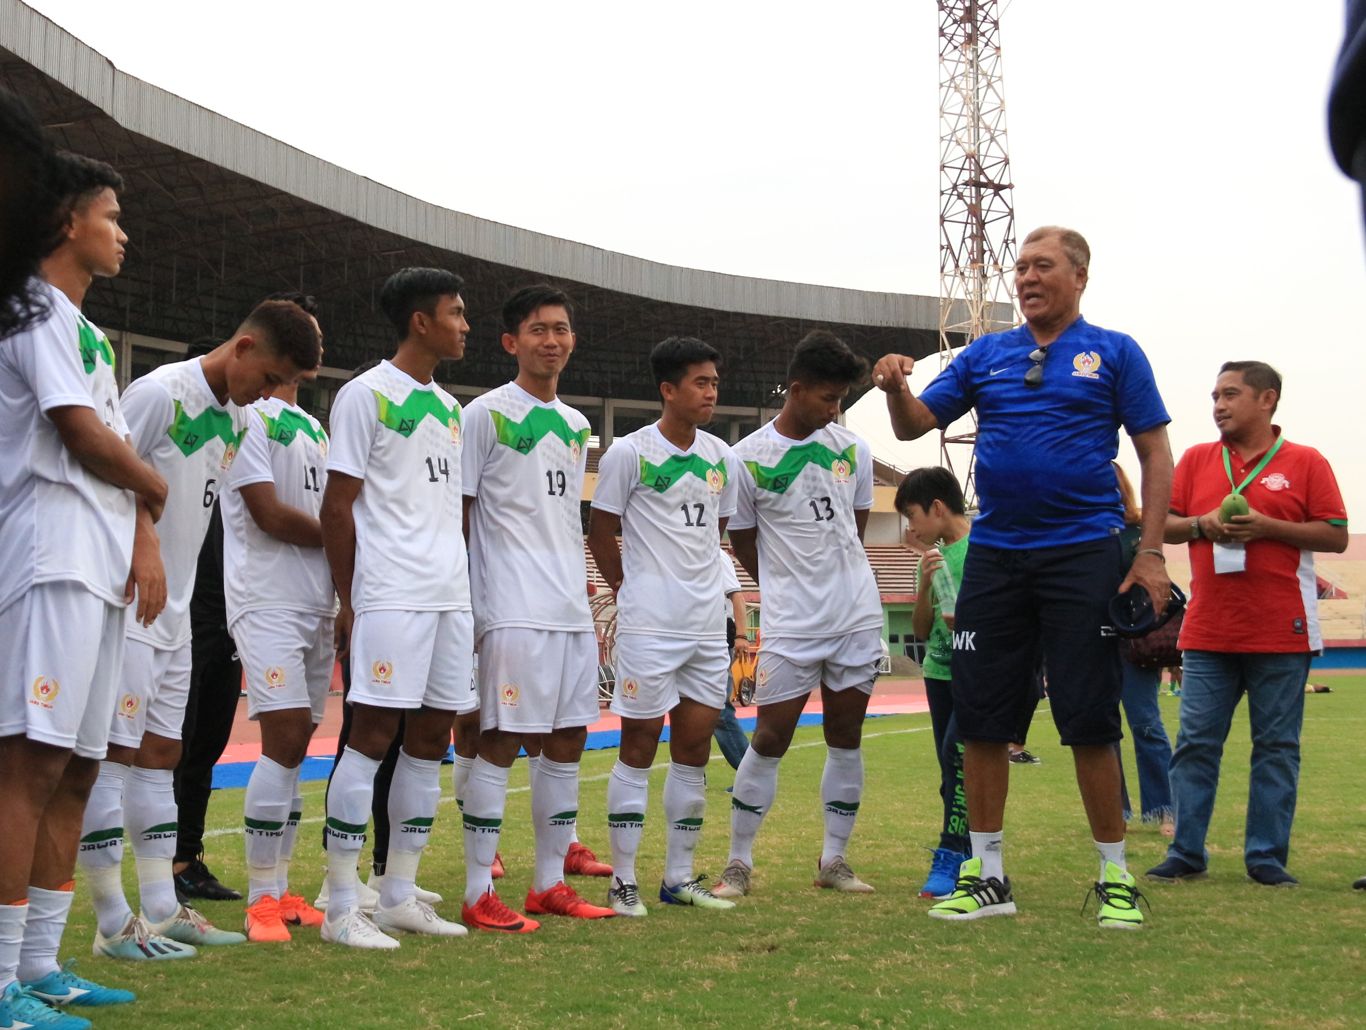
927, 857, 1017, 920
607, 878, 647, 917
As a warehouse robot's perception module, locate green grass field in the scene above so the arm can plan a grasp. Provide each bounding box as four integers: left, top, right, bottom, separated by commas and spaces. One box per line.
59, 679, 1366, 1028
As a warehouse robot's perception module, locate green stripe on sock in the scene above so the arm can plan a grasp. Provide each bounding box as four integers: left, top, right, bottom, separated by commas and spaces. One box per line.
607, 812, 645, 825
143, 822, 178, 834
325, 817, 368, 835
549, 810, 578, 821
673, 817, 704, 828
80, 827, 124, 844
825, 801, 860, 814
462, 814, 502, 830
731, 798, 762, 813
244, 817, 285, 831
401, 817, 434, 828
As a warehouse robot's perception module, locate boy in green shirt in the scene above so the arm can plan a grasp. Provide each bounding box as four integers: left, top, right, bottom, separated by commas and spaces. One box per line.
897, 468, 971, 898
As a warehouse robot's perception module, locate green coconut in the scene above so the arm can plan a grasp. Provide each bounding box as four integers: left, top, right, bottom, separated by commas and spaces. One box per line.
1219, 493, 1250, 521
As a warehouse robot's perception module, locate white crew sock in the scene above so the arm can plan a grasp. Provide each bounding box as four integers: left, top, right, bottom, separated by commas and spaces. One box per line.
971, 830, 1005, 881
78, 762, 132, 937
819, 746, 864, 867
323, 747, 380, 919
0, 902, 27, 993
380, 750, 443, 908
1095, 838, 1127, 881
452, 754, 474, 813
728, 750, 780, 868
244, 754, 295, 904
531, 756, 579, 893
125, 766, 179, 923
606, 760, 650, 887
663, 762, 707, 886
16, 885, 72, 982
462, 758, 509, 904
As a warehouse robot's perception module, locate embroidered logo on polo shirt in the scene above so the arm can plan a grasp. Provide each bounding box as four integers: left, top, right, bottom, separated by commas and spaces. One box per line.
1261, 472, 1290, 492
1071, 352, 1102, 380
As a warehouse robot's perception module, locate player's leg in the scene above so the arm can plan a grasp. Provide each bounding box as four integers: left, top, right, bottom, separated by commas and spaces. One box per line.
523, 632, 613, 920
461, 629, 537, 933
713, 648, 814, 898
452, 707, 502, 880
604, 634, 672, 915
658, 641, 732, 910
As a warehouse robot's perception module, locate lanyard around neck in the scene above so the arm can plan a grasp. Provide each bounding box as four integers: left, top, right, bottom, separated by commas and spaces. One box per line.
1222, 435, 1284, 496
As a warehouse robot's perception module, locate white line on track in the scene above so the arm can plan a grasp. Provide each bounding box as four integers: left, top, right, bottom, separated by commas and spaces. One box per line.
201, 724, 928, 841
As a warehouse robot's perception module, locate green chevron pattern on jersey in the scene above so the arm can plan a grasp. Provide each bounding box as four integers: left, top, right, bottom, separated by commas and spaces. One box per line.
166, 399, 247, 457
490, 406, 591, 455
76, 316, 114, 373
258, 406, 325, 446
373, 388, 460, 437
638, 452, 729, 494
745, 442, 858, 494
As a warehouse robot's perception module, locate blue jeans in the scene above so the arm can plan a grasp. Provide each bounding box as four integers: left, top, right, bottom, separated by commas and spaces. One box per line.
713, 700, 750, 771
1166, 650, 1310, 872
1120, 661, 1174, 822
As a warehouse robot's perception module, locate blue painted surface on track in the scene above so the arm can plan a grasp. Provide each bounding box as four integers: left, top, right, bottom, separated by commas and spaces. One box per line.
210, 713, 836, 789
1312, 646, 1366, 669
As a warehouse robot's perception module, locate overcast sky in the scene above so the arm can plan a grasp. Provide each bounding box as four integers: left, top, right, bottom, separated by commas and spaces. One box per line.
24, 0, 1366, 517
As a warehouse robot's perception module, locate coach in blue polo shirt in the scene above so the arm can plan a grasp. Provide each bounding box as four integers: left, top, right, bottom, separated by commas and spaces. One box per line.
873, 226, 1173, 929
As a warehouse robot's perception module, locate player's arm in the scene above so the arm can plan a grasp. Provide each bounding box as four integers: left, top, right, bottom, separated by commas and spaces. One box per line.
239, 483, 323, 547
730, 527, 759, 584
1221, 513, 1349, 552
462, 495, 474, 547
855, 508, 871, 542
1119, 424, 1174, 613
872, 354, 941, 441
126, 500, 167, 626
48, 406, 168, 519
587, 508, 624, 594
320, 472, 362, 655
910, 551, 940, 641
729, 589, 751, 651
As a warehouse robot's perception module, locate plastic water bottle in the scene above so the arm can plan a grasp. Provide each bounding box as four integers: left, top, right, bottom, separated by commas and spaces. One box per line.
927, 548, 958, 618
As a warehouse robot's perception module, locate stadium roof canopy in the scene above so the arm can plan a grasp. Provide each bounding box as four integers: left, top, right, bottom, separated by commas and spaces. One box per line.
0, 0, 950, 417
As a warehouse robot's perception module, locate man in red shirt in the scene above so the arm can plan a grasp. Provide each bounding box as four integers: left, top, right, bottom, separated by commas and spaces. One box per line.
1147, 361, 1347, 887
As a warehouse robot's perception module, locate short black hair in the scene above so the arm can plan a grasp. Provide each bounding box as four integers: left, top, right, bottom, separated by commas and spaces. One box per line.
650, 336, 721, 388
236, 299, 322, 370
379, 267, 464, 339
895, 466, 966, 516
185, 335, 219, 360
51, 151, 123, 224
787, 330, 867, 388
265, 290, 320, 318
1219, 360, 1282, 413
501, 284, 573, 335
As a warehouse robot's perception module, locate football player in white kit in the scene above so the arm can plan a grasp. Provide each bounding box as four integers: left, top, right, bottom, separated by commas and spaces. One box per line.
77, 299, 321, 960
0, 154, 167, 1025
712, 331, 884, 899
220, 295, 335, 943
459, 285, 615, 932
588, 336, 739, 916
318, 268, 476, 949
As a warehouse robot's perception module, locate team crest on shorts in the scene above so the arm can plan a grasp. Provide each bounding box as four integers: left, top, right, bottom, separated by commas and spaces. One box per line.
1071, 351, 1102, 379
30, 676, 59, 709
265, 666, 286, 689
118, 693, 140, 719
220, 442, 237, 470
371, 660, 394, 686
500, 683, 520, 707
621, 678, 639, 700
756, 667, 768, 687
1261, 472, 1290, 492
830, 458, 852, 483
449, 419, 460, 445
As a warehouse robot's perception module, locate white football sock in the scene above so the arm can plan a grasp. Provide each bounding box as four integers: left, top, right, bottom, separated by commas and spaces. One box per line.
380, 750, 442, 908
663, 762, 707, 886
462, 758, 509, 904
819, 746, 864, 867
277, 770, 303, 898
606, 760, 650, 887
970, 830, 1005, 881
16, 886, 71, 981
78, 761, 132, 937
323, 747, 380, 919
0, 902, 27, 994
244, 754, 295, 904
125, 766, 178, 923
728, 750, 780, 868
531, 756, 579, 893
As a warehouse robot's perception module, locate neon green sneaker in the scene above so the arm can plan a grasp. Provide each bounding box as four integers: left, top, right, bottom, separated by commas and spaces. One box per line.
927, 856, 1016, 921
1087, 861, 1147, 930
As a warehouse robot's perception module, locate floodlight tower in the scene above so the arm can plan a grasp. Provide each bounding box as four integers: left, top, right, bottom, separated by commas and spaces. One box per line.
937, 0, 1019, 505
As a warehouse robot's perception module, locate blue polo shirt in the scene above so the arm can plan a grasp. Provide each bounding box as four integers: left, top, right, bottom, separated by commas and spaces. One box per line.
919, 317, 1169, 549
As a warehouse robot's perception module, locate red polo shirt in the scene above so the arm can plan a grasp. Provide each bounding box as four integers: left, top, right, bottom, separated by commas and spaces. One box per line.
1171, 431, 1347, 653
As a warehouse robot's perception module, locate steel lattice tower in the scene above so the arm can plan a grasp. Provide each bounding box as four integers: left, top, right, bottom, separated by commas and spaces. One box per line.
937, 0, 1019, 506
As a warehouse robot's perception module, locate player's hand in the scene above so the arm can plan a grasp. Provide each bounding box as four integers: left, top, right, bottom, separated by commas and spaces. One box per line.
1221, 508, 1271, 543
1118, 551, 1171, 617
918, 549, 944, 581
942, 612, 956, 631
872, 354, 916, 394
334, 604, 354, 659
127, 538, 167, 626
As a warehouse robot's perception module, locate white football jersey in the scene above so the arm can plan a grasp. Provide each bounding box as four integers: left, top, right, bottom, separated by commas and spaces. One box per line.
123, 357, 250, 650
730, 420, 881, 640
462, 382, 593, 637
326, 360, 469, 615
222, 397, 336, 624
0, 281, 134, 613
591, 423, 737, 639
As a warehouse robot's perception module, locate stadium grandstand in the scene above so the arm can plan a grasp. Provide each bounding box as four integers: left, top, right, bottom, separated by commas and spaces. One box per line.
0, 0, 942, 657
